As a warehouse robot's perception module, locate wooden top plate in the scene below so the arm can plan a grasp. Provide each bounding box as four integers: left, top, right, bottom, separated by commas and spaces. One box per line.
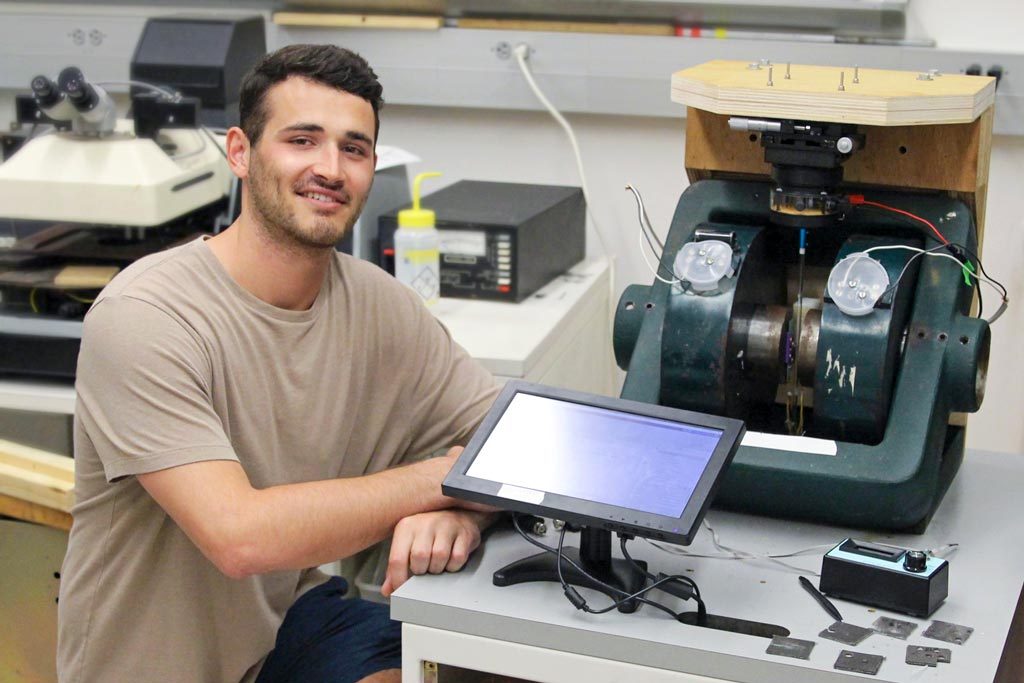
671, 60, 995, 126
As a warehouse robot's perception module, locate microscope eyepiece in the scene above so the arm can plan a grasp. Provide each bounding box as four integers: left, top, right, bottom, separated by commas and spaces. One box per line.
31, 75, 61, 107
58, 66, 97, 109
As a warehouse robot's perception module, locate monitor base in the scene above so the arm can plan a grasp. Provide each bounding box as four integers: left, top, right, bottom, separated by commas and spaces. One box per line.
492, 527, 647, 613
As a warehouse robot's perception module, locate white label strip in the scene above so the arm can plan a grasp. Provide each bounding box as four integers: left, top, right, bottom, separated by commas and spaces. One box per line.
439, 230, 487, 256
498, 484, 545, 504
741, 430, 838, 456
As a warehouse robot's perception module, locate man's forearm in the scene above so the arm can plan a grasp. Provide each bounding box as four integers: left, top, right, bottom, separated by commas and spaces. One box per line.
235, 455, 457, 575
142, 453, 462, 579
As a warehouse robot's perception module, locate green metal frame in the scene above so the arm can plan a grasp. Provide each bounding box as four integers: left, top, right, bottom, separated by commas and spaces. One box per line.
615, 180, 988, 532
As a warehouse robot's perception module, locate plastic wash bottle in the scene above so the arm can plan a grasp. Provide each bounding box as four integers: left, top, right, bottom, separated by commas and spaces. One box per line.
394, 172, 442, 306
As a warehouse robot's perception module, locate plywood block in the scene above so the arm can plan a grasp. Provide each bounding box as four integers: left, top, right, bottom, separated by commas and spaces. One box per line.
0, 439, 74, 513
273, 12, 443, 30
672, 60, 995, 127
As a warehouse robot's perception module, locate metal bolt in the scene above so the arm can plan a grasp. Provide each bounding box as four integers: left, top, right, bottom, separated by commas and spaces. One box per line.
706, 257, 715, 265
767, 66, 774, 87
531, 519, 548, 535
837, 137, 854, 154
853, 65, 860, 84
785, 62, 792, 80
858, 291, 867, 299
848, 279, 858, 288
839, 71, 846, 91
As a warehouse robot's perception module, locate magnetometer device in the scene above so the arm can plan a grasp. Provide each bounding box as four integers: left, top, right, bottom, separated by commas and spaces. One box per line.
615, 61, 1002, 532
820, 538, 949, 618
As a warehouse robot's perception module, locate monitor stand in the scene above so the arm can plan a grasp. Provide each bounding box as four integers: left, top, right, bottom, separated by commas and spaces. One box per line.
492, 527, 647, 613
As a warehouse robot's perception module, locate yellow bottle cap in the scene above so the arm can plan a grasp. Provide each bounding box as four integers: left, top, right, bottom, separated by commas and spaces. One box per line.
398, 172, 442, 228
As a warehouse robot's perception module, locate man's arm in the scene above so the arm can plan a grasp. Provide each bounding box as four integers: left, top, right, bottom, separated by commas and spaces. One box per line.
138, 448, 475, 579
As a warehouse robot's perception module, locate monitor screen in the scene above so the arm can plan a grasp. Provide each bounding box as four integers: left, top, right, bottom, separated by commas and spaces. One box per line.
444, 381, 746, 545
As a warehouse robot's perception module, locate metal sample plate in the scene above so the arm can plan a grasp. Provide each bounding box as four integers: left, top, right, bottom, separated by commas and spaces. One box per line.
924, 620, 974, 645
820, 621, 874, 646
873, 616, 918, 640
834, 650, 885, 675
766, 635, 815, 660
906, 645, 952, 667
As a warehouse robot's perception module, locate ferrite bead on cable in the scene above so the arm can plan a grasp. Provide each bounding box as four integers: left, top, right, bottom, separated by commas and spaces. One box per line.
564, 586, 588, 610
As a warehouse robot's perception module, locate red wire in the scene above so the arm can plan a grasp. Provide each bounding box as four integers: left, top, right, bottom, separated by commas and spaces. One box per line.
847, 195, 950, 245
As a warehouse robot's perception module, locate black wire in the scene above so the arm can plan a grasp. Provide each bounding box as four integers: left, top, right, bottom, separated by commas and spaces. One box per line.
976, 276, 984, 319
878, 243, 948, 300
201, 126, 228, 161
619, 536, 699, 597
510, 515, 684, 619
951, 243, 1008, 299
619, 536, 707, 623
876, 242, 1008, 323
642, 229, 679, 282
854, 204, 1009, 298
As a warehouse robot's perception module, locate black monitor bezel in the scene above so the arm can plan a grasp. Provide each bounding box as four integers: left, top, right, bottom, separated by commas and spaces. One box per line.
443, 380, 746, 546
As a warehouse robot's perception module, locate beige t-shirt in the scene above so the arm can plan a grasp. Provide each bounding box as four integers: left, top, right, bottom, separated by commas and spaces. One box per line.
57, 238, 498, 683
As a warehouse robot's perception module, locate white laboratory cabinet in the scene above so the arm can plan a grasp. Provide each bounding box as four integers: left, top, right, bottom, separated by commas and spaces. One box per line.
432, 258, 615, 395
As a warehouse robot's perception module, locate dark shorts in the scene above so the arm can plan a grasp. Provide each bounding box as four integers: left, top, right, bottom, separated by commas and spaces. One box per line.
255, 576, 402, 683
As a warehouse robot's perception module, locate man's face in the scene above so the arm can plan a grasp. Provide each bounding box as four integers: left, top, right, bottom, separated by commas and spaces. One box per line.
243, 77, 376, 250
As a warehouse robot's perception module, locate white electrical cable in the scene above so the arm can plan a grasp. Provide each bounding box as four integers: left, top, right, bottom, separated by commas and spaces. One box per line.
512, 44, 612, 261
639, 221, 681, 285
626, 184, 679, 285
861, 244, 1007, 301
97, 80, 180, 101
644, 519, 832, 576
512, 43, 620, 393
646, 517, 960, 578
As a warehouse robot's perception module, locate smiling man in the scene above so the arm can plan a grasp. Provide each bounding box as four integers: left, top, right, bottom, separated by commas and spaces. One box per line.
56, 45, 499, 683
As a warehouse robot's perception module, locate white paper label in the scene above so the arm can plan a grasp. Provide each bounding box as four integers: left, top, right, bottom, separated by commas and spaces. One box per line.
439, 230, 487, 257
497, 484, 545, 504
741, 430, 838, 456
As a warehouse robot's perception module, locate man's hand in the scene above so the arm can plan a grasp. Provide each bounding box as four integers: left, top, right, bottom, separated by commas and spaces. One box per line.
380, 509, 493, 597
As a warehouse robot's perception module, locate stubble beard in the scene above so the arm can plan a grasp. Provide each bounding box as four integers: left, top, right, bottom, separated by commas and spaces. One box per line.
247, 151, 367, 253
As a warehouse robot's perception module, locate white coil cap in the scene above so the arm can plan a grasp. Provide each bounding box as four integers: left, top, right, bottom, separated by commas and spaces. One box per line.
674, 240, 735, 292
827, 252, 890, 316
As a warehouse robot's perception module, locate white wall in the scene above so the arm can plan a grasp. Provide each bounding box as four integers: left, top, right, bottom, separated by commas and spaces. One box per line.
906, 0, 1024, 52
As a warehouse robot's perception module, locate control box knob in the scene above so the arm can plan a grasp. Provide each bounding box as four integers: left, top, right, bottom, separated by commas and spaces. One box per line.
904, 550, 928, 572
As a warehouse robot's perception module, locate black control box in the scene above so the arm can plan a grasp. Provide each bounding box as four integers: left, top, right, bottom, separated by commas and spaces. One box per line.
378, 181, 585, 303
819, 538, 948, 618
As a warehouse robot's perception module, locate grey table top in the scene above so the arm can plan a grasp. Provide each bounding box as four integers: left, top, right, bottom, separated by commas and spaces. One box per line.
392, 450, 1024, 682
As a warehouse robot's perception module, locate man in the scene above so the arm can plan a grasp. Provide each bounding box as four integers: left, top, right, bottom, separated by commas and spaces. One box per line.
57, 44, 499, 683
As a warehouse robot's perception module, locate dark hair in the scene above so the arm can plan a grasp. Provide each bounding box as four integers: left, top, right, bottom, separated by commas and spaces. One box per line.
239, 44, 384, 146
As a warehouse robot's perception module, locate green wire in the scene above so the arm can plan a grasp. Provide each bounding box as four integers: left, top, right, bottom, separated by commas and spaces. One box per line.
962, 261, 976, 286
